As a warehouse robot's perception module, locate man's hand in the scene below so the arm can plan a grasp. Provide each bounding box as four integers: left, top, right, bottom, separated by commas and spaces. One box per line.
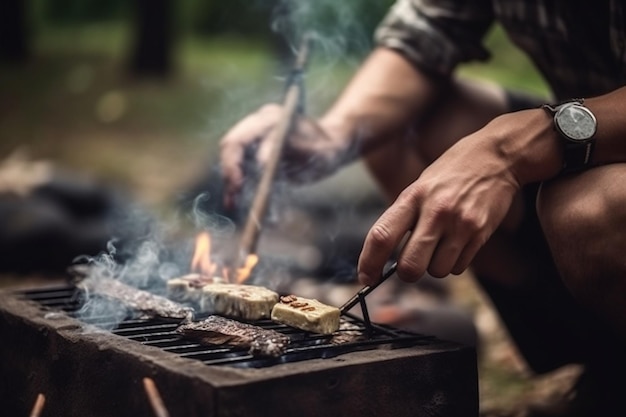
357, 123, 524, 285
219, 104, 347, 209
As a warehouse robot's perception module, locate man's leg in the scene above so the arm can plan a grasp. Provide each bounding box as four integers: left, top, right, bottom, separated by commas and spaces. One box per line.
537, 165, 626, 345
529, 165, 626, 416
363, 78, 511, 200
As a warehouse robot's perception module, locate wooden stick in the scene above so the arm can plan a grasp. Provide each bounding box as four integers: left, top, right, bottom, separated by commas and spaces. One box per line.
29, 393, 45, 417
235, 34, 312, 268
143, 377, 170, 417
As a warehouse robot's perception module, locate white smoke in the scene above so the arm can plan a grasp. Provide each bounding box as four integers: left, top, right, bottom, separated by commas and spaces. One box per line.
271, 0, 374, 61
190, 192, 236, 239
72, 203, 188, 330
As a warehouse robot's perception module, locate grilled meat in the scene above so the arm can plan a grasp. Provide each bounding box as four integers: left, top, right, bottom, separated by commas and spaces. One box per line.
330, 320, 365, 345
78, 277, 194, 322
176, 315, 290, 357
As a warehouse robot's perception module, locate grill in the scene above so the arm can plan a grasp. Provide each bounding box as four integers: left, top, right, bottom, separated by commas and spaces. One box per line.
0, 282, 479, 417
21, 285, 435, 369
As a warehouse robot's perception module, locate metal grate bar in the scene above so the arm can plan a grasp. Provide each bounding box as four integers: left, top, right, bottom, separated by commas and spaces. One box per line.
18, 287, 81, 311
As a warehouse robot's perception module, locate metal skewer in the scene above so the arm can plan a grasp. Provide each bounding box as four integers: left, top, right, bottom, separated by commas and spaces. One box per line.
339, 261, 398, 315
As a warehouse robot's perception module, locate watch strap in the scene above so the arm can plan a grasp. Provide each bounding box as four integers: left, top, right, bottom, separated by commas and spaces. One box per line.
542, 98, 585, 114
562, 140, 595, 174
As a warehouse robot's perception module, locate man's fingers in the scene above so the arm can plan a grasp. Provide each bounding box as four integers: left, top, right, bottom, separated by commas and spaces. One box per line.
220, 137, 247, 207
219, 104, 283, 207
257, 134, 274, 167
426, 235, 465, 278
358, 201, 418, 285
450, 236, 484, 275
394, 211, 443, 282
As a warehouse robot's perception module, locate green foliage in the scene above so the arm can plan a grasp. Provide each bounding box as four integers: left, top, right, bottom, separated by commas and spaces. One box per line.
183, 0, 396, 64
180, 0, 275, 36
459, 24, 550, 98
30, 0, 395, 59
32, 0, 128, 24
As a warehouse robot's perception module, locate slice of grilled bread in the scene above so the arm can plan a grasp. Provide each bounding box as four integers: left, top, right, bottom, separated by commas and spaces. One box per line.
271, 294, 340, 334
200, 283, 279, 320
166, 273, 224, 304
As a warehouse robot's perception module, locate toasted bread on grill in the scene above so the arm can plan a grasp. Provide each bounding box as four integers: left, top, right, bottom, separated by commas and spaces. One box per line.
271, 294, 340, 334
166, 273, 224, 304
200, 283, 279, 320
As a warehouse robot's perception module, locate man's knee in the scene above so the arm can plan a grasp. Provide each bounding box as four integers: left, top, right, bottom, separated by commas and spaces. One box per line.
536, 165, 626, 303
537, 165, 626, 341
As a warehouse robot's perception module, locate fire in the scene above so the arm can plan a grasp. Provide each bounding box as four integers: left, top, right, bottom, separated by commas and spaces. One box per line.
236, 254, 259, 284
190, 232, 217, 277
190, 231, 258, 284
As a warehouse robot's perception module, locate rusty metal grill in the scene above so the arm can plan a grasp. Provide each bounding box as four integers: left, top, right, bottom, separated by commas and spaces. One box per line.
17, 285, 436, 368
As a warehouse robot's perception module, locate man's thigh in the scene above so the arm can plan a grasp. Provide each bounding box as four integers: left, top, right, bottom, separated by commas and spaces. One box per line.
363, 78, 542, 201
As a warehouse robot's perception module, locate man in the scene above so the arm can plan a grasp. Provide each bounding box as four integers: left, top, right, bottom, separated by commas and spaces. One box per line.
219, 1, 626, 415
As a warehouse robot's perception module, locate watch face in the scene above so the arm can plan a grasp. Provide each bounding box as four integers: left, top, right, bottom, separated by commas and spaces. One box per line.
555, 104, 597, 141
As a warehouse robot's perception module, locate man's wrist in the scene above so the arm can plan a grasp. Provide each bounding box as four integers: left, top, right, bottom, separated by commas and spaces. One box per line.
318, 115, 362, 165
490, 109, 563, 185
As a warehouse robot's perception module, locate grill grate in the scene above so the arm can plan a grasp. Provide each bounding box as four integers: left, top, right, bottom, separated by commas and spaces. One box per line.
17, 285, 436, 368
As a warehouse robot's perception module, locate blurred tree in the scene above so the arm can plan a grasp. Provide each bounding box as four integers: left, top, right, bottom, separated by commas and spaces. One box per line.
0, 0, 30, 63
38, 0, 126, 24
129, 0, 175, 78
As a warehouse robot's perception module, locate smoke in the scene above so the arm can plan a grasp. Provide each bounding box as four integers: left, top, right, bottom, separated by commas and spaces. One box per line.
268, 0, 382, 113
199, 0, 392, 282
202, 0, 387, 138
70, 202, 182, 328
189, 192, 236, 239
71, 189, 244, 330
96, 193, 233, 273
71, 1, 392, 329
271, 0, 375, 63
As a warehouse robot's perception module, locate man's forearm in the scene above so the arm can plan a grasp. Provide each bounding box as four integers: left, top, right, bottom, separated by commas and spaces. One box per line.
319, 47, 445, 159
585, 86, 626, 167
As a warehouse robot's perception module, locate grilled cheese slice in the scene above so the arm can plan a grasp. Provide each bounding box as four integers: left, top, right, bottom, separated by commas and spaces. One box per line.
271, 294, 340, 334
200, 283, 279, 320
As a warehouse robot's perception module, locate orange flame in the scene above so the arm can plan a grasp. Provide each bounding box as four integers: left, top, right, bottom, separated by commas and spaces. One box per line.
190, 232, 258, 283
190, 232, 216, 277
235, 254, 259, 284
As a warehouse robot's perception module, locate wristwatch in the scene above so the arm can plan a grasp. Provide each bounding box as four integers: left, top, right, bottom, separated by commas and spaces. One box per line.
542, 99, 597, 174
